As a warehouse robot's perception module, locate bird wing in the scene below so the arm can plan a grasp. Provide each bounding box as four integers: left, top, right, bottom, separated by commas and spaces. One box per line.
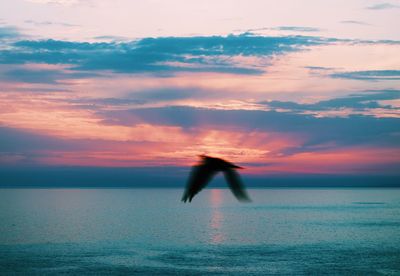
224, 168, 251, 202
182, 164, 217, 202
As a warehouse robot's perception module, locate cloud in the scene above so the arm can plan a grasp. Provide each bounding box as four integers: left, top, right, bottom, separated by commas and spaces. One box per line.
127, 87, 218, 102
0, 126, 80, 152
1, 68, 99, 84
68, 97, 145, 107
305, 66, 334, 71
64, 88, 217, 110
235, 26, 321, 33
75, 34, 327, 74
366, 3, 400, 10
0, 34, 331, 75
340, 20, 370, 26
273, 26, 321, 32
1, 34, 398, 77
10, 87, 71, 93
12, 39, 111, 51
0, 125, 162, 165
97, 103, 400, 152
0, 25, 21, 39
264, 90, 400, 111
24, 20, 79, 27
131, 89, 196, 102
93, 35, 129, 42
330, 70, 400, 81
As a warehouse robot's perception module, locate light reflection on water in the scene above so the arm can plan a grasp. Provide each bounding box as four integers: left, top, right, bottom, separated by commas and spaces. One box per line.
0, 188, 400, 274
209, 189, 225, 244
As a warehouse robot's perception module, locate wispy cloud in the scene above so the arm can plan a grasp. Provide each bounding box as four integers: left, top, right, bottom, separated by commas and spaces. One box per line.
93, 35, 129, 41
64, 88, 218, 108
331, 70, 400, 81
273, 26, 321, 32
264, 90, 400, 111
24, 20, 79, 27
0, 25, 21, 39
235, 26, 321, 34
366, 3, 400, 10
340, 20, 370, 26
1, 68, 99, 84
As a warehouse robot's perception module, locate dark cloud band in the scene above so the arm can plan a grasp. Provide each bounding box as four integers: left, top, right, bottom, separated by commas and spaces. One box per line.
0, 34, 331, 75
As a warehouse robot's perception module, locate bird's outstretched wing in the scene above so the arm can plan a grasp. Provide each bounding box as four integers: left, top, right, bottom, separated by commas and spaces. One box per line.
224, 168, 251, 202
182, 164, 217, 202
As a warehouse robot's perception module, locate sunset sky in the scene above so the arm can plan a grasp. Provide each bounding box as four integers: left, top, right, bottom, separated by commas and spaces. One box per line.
0, 0, 399, 182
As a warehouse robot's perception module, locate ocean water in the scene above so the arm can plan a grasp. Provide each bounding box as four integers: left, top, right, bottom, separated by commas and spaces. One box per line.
0, 188, 399, 275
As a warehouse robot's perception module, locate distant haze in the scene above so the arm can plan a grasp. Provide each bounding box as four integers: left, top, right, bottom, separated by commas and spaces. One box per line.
1, 166, 399, 188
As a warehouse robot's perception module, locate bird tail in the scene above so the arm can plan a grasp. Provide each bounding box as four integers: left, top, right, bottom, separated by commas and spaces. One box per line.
181, 192, 189, 203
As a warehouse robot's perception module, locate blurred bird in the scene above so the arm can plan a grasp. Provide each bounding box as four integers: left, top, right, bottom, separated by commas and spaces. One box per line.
182, 155, 251, 203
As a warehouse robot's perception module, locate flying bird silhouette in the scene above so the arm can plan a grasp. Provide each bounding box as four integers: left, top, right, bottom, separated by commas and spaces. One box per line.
182, 155, 251, 203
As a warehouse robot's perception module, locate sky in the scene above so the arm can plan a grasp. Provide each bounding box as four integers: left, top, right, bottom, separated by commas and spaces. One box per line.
0, 0, 399, 183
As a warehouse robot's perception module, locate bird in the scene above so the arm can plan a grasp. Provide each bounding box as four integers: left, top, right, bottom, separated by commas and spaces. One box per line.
182, 155, 251, 203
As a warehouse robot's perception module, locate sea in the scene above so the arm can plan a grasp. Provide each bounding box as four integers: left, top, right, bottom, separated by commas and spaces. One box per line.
0, 188, 399, 275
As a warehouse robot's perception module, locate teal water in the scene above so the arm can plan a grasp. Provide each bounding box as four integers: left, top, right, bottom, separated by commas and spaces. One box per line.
0, 188, 399, 275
